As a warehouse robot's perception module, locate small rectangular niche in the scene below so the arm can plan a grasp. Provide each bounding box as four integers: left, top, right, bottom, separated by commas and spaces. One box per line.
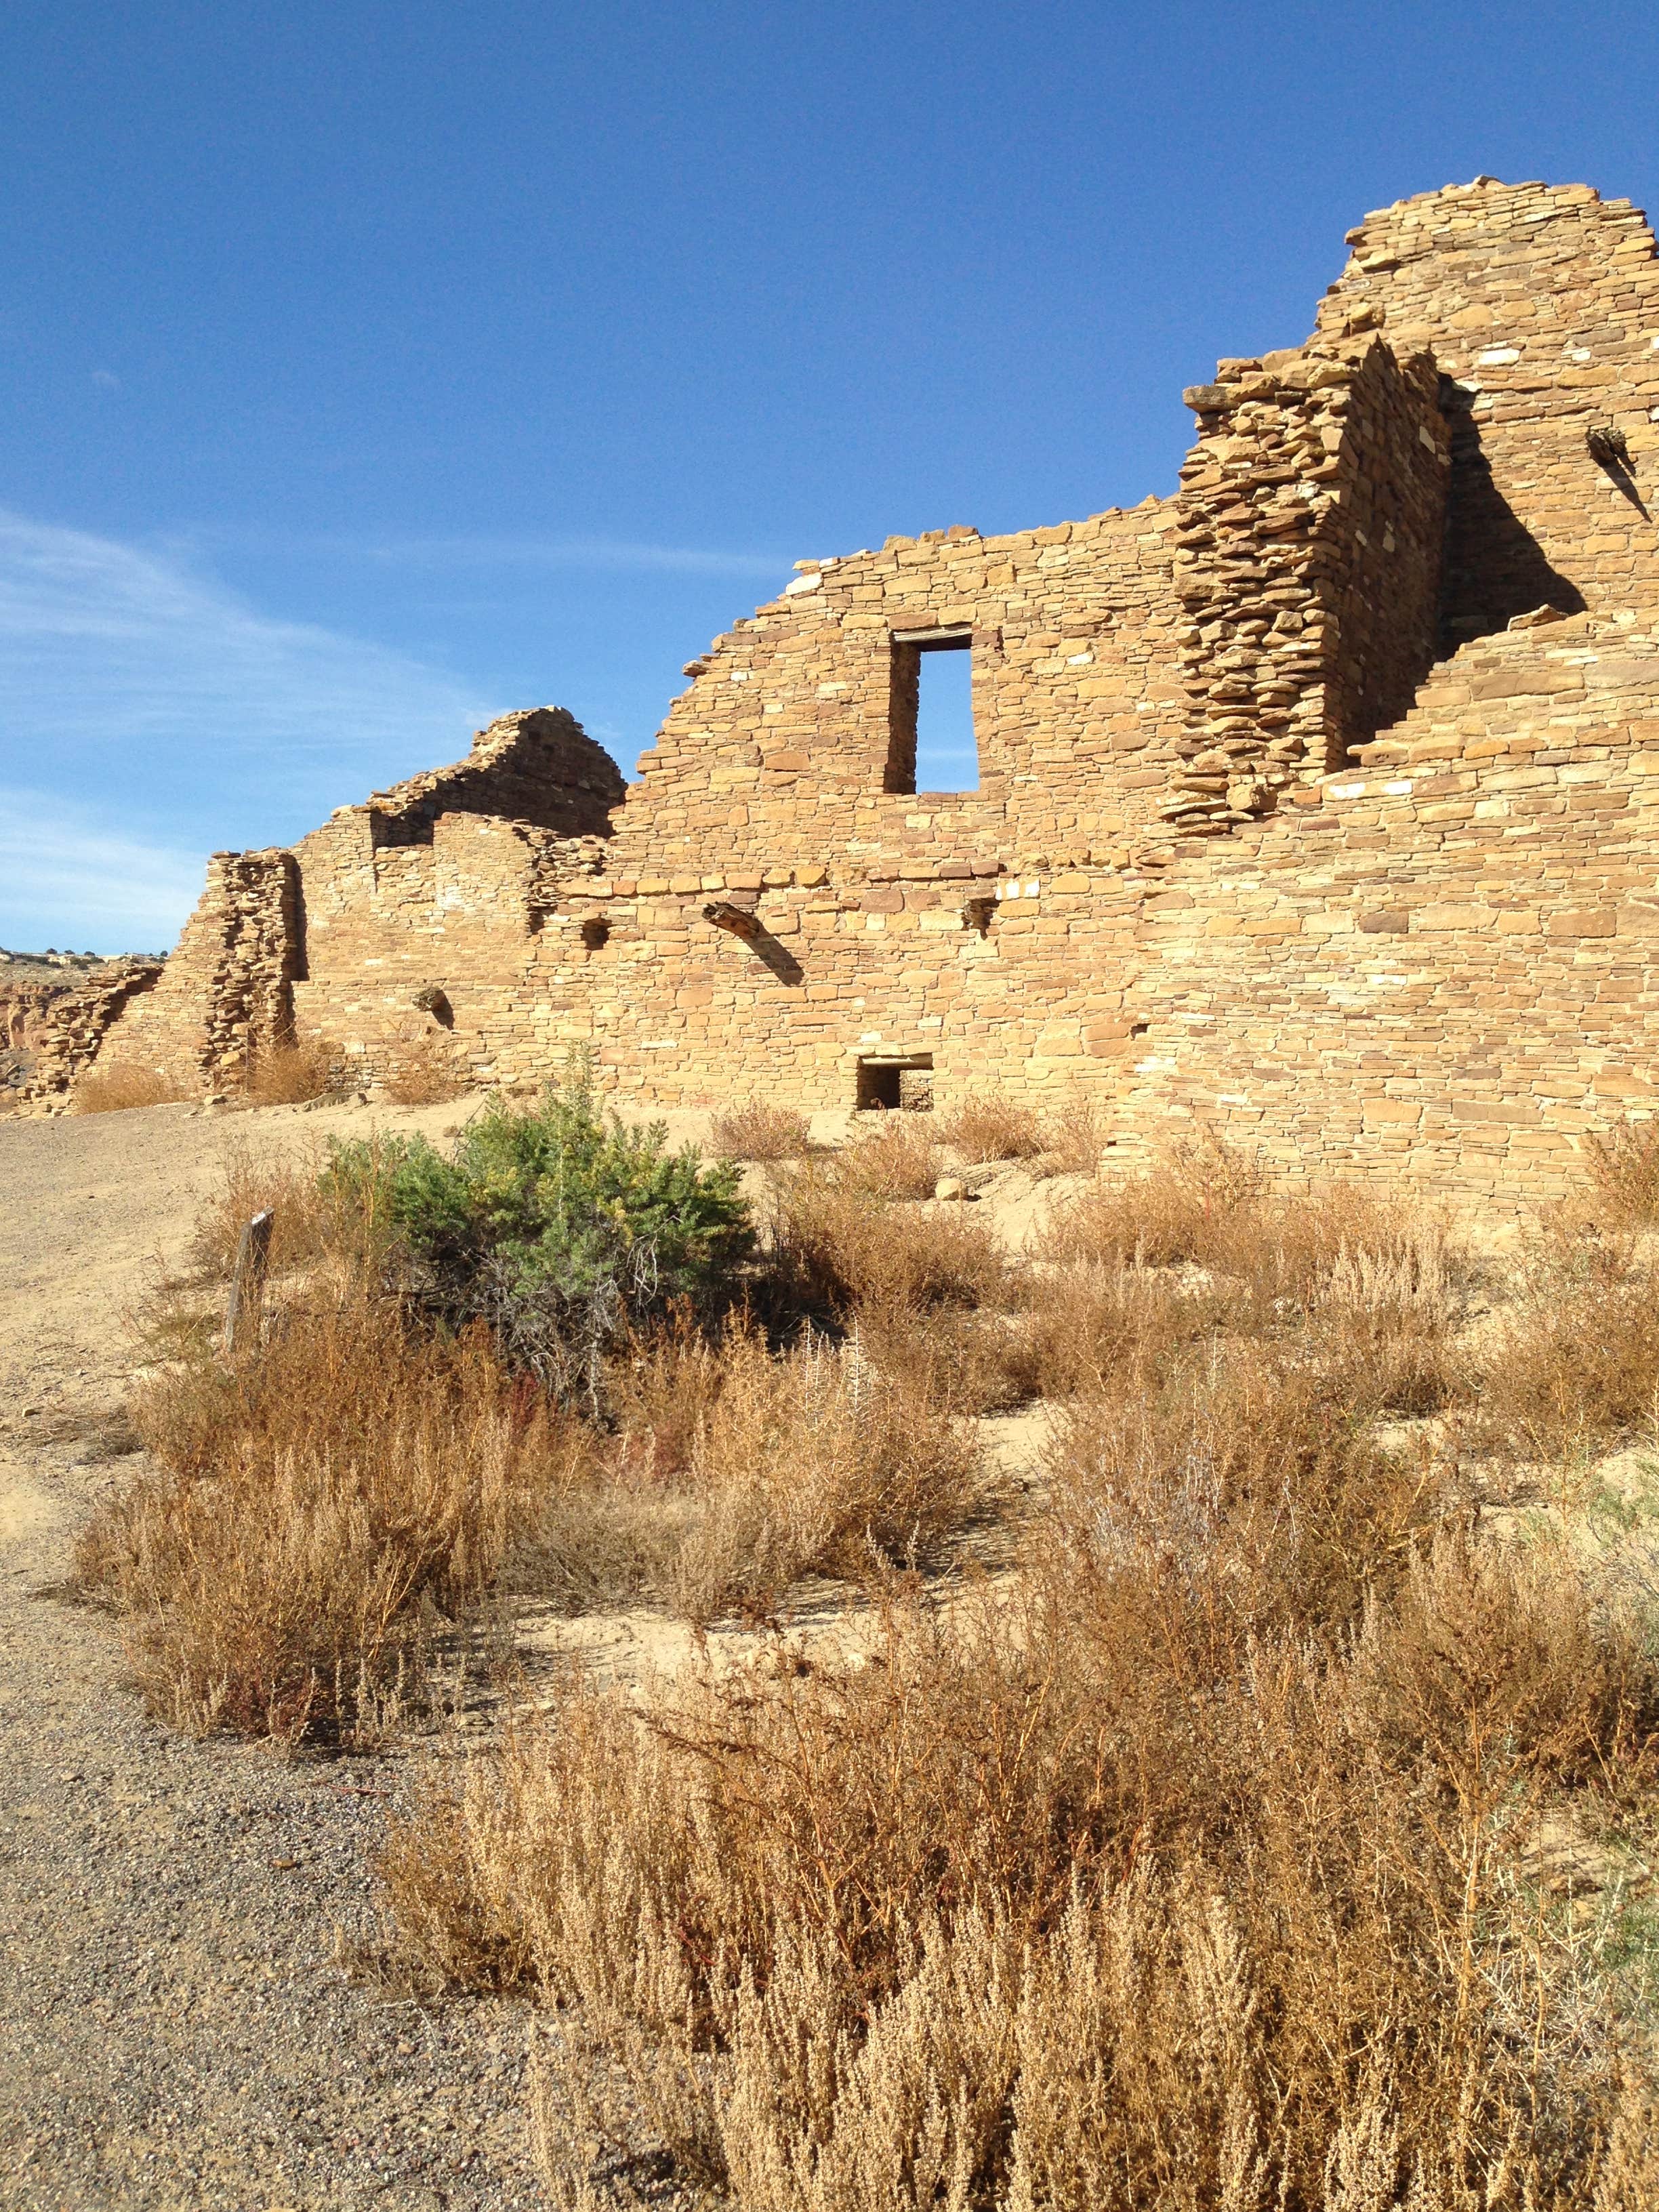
885, 628, 978, 794
856, 1052, 934, 1112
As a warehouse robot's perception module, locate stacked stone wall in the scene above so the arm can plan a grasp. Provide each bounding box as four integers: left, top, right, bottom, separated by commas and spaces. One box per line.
1171, 336, 1449, 832
1101, 613, 1659, 1201
287, 808, 610, 1086
364, 706, 625, 840
618, 501, 1188, 874
18, 963, 165, 1104
1316, 179, 1659, 636
75, 178, 1659, 1207
94, 852, 298, 1090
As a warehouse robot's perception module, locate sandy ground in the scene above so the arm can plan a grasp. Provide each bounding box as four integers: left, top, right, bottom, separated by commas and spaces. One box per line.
0, 1097, 551, 2212
0, 1093, 1069, 2207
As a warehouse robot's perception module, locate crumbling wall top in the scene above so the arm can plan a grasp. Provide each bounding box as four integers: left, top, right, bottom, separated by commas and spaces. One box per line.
356, 706, 626, 845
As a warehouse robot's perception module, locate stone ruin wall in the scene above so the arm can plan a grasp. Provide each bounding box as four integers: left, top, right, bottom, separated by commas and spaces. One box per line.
84, 709, 622, 1097
1171, 335, 1450, 824
1316, 180, 1659, 638
68, 178, 1659, 1207
5, 960, 164, 1104
85, 852, 300, 1095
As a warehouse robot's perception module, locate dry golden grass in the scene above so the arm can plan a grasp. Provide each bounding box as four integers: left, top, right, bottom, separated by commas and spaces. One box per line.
770, 1169, 1007, 1317
69, 1063, 194, 1113
380, 1521, 1659, 2209
657, 1322, 989, 1622
1038, 1085, 1110, 1177
712, 1101, 813, 1160
77, 1290, 583, 1740
1466, 1249, 1659, 1469
1041, 1153, 1465, 1317
1584, 1116, 1659, 1227
504, 1319, 992, 1624
81, 1125, 1659, 2201
1019, 1258, 1219, 1402
383, 1033, 468, 1106
1038, 1342, 1440, 1643
836, 1117, 942, 1199
184, 1139, 334, 1281
244, 1036, 333, 1105
1033, 1136, 1260, 1272
939, 1091, 1045, 1164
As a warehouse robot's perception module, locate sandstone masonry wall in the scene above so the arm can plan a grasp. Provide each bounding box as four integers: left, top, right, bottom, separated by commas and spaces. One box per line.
362, 706, 623, 843
1170, 335, 1448, 832
618, 501, 1187, 875
20, 962, 165, 1103
1317, 179, 1659, 634
96, 852, 299, 1090
76, 178, 1659, 1208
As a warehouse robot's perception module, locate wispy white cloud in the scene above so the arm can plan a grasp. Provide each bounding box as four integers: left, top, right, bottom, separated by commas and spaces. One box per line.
0, 505, 777, 950
177, 523, 787, 580
0, 507, 502, 948
364, 535, 786, 579
0, 787, 202, 952
0, 507, 491, 771
89, 368, 121, 391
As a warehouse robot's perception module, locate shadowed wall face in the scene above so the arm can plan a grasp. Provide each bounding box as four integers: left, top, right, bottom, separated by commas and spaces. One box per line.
1317, 180, 1659, 636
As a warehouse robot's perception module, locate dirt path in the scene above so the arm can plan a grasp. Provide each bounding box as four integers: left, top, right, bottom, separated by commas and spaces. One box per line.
0, 1100, 549, 2212
0, 1097, 1067, 2206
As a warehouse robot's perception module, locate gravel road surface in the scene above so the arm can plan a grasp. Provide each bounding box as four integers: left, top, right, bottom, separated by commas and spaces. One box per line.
0, 1100, 548, 2211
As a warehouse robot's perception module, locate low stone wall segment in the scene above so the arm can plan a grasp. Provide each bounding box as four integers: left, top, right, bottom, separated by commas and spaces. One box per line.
17, 963, 165, 1104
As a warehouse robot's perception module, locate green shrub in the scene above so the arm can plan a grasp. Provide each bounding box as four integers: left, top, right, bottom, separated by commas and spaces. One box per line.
323, 1075, 752, 1401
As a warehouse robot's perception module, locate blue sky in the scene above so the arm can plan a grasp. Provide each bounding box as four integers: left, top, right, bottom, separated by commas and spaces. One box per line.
3, 0, 1658, 950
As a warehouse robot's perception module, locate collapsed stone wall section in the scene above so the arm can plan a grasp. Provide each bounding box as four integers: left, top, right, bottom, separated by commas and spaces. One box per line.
1169, 336, 1448, 833
1316, 180, 1659, 636
58, 176, 1659, 1209
364, 707, 626, 843
90, 851, 300, 1095
622, 506, 1189, 872
18, 962, 165, 1105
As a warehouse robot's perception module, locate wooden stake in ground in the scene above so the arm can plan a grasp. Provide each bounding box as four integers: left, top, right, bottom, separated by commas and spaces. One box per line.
223, 1209, 274, 1356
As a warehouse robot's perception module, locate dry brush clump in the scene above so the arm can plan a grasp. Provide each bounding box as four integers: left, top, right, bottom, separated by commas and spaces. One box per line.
243, 1035, 334, 1106
1462, 1228, 1659, 1472
762, 1162, 1034, 1414
1036, 1085, 1110, 1178
835, 1117, 943, 1200
76, 1288, 584, 1741
1028, 1159, 1468, 1414
939, 1091, 1045, 1164
1583, 1116, 1659, 1227
184, 1137, 339, 1279
769, 1166, 1008, 1317
382, 1033, 470, 1106
504, 1319, 993, 1625
712, 1101, 814, 1161
380, 1512, 1659, 2209
1034, 1131, 1265, 1273
69, 1063, 194, 1113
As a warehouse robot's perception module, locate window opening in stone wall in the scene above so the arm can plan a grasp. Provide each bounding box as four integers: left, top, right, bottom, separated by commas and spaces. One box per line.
885, 630, 978, 794
856, 1053, 934, 1112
